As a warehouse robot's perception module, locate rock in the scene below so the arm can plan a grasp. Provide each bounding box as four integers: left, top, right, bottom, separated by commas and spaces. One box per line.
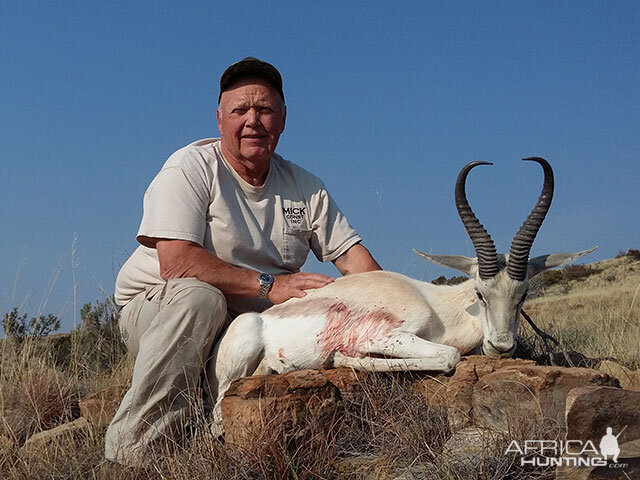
440, 426, 505, 477
321, 367, 374, 400
390, 462, 440, 479
472, 366, 619, 434
334, 454, 385, 476
334, 455, 439, 480
446, 356, 535, 431
412, 375, 450, 408
20, 417, 90, 456
78, 384, 128, 426
556, 459, 640, 479
221, 369, 341, 454
547, 351, 602, 368
442, 426, 504, 459
596, 360, 640, 390
566, 386, 640, 459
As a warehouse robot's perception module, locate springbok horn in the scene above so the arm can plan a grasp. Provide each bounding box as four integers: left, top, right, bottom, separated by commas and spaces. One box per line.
507, 157, 554, 281
455, 161, 499, 280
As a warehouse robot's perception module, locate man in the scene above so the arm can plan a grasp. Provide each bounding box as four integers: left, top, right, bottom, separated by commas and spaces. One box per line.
599, 427, 621, 463
105, 57, 381, 466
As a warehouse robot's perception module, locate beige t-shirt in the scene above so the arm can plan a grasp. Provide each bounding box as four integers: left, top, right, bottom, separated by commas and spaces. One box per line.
114, 138, 361, 314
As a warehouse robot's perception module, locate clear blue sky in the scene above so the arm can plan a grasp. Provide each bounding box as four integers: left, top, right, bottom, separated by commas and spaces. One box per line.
1, 1, 638, 332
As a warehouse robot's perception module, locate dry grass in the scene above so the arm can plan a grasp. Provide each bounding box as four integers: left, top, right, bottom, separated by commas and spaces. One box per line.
523, 255, 640, 368
0, 255, 638, 479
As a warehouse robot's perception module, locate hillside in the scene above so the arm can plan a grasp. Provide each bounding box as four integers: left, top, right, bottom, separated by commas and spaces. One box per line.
524, 252, 640, 368
0, 251, 638, 478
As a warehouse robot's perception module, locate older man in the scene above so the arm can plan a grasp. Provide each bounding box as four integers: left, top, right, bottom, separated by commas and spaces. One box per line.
105, 57, 380, 465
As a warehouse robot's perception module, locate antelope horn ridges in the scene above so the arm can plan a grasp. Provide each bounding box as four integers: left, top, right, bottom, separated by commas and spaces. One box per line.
455, 161, 499, 280
507, 157, 554, 281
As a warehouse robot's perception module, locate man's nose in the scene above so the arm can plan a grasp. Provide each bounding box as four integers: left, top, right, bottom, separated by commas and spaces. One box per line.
245, 108, 260, 126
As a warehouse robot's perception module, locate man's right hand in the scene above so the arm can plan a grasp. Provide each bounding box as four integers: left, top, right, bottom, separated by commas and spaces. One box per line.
268, 272, 334, 304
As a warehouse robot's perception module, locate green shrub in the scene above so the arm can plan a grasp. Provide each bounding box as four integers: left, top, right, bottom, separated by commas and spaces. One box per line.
531, 269, 564, 290
562, 264, 596, 281
2, 308, 60, 341
615, 248, 640, 260
431, 275, 468, 286
626, 249, 640, 261
70, 299, 126, 373
531, 263, 599, 294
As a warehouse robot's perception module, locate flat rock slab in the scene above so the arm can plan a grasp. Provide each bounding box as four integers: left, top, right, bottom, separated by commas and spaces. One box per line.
473, 366, 619, 434
556, 459, 640, 479
412, 375, 450, 408
222, 369, 341, 452
566, 386, 640, 460
20, 417, 90, 456
596, 360, 640, 391
446, 356, 536, 431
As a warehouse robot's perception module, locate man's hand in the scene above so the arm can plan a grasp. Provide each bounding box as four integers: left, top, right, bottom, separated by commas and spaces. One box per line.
268, 272, 334, 304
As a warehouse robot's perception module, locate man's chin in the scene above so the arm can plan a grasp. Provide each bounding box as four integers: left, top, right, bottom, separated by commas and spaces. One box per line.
240, 146, 274, 163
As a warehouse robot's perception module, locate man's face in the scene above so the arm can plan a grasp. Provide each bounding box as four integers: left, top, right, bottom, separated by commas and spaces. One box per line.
217, 77, 286, 165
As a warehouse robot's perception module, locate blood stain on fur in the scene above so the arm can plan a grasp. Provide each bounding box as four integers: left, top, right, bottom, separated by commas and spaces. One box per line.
319, 302, 403, 358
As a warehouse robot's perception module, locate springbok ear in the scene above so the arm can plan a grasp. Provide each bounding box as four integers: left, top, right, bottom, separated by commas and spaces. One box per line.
413, 249, 476, 276
528, 246, 598, 278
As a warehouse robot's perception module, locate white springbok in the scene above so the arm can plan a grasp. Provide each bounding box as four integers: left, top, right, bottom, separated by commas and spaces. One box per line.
207, 157, 595, 427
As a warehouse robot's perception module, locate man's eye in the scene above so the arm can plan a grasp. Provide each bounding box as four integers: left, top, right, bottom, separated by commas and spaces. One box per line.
232, 108, 247, 115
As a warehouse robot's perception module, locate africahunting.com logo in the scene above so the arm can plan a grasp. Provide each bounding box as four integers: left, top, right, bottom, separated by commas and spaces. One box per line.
505, 426, 629, 469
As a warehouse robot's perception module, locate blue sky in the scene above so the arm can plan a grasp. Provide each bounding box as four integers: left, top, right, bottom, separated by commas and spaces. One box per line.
1, 1, 638, 332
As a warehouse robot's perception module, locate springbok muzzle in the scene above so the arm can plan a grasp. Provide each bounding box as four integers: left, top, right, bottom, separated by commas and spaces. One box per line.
483, 333, 517, 358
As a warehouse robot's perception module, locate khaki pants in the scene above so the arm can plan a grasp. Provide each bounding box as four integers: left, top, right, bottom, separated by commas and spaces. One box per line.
104, 278, 229, 466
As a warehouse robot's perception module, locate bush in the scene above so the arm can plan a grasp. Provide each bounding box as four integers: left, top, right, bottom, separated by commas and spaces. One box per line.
70, 298, 126, 373
431, 275, 468, 286
531, 263, 599, 294
615, 248, 640, 260
530, 269, 564, 291
562, 264, 596, 281
2, 308, 60, 341
629, 249, 640, 260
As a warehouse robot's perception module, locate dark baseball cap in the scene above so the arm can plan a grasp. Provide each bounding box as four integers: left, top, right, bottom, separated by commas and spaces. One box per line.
218, 57, 284, 103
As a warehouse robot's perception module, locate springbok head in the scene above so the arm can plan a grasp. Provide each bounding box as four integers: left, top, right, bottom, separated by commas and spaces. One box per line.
415, 158, 596, 358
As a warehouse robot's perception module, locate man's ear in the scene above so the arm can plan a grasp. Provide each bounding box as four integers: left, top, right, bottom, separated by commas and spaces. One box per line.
280, 105, 287, 133
216, 107, 223, 135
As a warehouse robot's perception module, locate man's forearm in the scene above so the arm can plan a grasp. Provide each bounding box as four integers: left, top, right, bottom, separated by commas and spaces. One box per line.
157, 239, 260, 296
333, 243, 382, 276
155, 239, 334, 304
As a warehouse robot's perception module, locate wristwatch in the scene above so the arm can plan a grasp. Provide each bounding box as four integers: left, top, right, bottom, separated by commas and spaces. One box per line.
257, 273, 274, 299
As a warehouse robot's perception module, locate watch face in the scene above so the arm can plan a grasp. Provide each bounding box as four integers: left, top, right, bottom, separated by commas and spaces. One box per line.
258, 273, 274, 299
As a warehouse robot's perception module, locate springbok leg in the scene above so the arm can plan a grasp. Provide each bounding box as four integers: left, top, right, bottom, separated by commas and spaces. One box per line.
331, 332, 460, 372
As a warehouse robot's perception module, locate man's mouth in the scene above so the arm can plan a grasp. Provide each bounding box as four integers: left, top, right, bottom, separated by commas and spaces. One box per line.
242, 134, 267, 140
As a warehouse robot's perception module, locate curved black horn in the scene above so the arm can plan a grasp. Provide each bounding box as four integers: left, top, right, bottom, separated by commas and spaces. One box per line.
507, 157, 554, 281
455, 161, 499, 280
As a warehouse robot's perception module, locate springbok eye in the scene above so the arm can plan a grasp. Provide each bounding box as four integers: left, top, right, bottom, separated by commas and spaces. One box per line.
476, 291, 485, 302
